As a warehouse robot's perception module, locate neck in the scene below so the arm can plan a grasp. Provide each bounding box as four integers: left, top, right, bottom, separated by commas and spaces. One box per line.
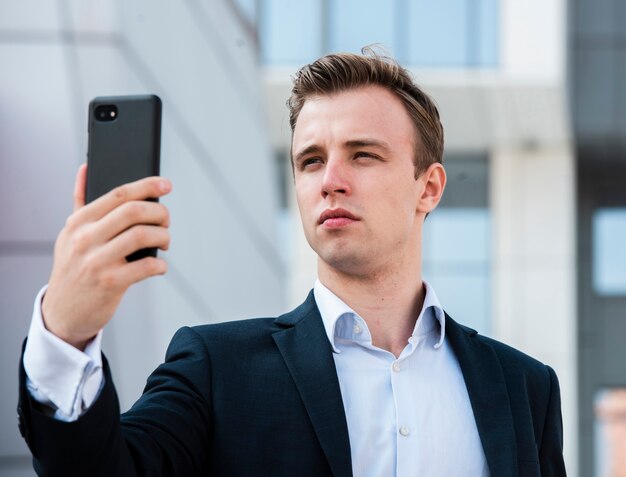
318, 256, 425, 358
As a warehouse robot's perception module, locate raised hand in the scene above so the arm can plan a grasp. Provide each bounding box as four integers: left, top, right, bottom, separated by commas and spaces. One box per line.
42, 164, 172, 350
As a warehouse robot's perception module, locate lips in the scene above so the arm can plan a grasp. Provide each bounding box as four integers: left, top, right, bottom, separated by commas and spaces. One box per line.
318, 208, 360, 226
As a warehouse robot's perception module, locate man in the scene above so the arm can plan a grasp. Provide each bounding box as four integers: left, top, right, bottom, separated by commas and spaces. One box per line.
18, 51, 566, 476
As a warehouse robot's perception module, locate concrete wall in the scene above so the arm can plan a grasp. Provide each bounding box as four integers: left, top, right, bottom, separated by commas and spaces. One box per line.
491, 146, 577, 474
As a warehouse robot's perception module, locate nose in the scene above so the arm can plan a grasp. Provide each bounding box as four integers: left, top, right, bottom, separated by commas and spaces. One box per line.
321, 158, 351, 199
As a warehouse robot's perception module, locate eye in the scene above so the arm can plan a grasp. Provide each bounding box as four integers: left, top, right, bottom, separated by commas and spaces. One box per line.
300, 157, 323, 169
354, 151, 378, 160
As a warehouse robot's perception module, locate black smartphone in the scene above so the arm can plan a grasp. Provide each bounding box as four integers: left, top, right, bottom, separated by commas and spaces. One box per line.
86, 94, 162, 262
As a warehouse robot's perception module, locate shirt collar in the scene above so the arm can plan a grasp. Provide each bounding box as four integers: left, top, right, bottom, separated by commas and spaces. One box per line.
313, 279, 446, 353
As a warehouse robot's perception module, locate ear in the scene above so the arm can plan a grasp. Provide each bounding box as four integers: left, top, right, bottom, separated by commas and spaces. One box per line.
416, 163, 446, 214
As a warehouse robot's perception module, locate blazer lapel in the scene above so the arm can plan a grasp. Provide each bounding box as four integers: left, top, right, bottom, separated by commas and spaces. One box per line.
272, 292, 352, 477
445, 316, 518, 477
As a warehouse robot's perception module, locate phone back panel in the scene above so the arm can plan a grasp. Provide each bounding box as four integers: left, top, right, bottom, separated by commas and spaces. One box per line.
86, 95, 161, 203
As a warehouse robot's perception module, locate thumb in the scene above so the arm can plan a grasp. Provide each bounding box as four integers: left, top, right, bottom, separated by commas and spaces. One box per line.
73, 164, 87, 212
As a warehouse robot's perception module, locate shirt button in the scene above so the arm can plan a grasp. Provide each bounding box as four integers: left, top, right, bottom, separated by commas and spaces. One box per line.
353, 324, 362, 335
392, 362, 401, 372
399, 426, 410, 437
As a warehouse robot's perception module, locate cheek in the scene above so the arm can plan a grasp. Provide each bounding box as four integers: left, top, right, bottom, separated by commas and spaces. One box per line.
295, 181, 317, 225
377, 183, 419, 228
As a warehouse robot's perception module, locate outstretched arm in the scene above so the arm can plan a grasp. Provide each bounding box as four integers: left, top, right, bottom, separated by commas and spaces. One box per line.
43, 164, 171, 350
19, 326, 213, 477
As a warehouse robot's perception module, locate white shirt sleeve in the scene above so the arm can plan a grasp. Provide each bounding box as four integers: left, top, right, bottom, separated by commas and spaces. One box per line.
23, 285, 105, 422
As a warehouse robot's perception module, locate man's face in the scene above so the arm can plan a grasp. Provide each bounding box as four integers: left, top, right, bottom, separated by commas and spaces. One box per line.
292, 85, 428, 277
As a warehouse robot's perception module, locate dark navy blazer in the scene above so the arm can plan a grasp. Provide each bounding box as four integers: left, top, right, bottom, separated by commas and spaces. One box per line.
18, 291, 566, 476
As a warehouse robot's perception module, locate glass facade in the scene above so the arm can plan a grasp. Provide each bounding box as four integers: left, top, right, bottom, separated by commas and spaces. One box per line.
258, 0, 499, 67
406, 0, 498, 67
593, 208, 626, 296
423, 156, 491, 334
423, 208, 491, 334
328, 0, 396, 56
259, 0, 323, 64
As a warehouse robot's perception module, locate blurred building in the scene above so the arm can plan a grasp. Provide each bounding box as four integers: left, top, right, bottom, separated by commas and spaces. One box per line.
257, 0, 577, 473
2, 1, 625, 476
254, 0, 622, 475
571, 0, 626, 474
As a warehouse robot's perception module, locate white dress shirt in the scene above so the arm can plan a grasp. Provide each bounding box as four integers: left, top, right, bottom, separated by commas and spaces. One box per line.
24, 280, 490, 475
23, 285, 104, 421
314, 280, 489, 477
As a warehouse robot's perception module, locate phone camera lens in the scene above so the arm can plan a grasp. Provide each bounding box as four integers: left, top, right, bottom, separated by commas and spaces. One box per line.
95, 105, 118, 122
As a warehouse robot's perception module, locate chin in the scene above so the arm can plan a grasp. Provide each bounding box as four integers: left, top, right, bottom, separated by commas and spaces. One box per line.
318, 248, 372, 276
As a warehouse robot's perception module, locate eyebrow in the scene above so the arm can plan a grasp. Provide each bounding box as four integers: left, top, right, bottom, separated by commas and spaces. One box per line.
294, 138, 392, 164
293, 144, 324, 165
344, 139, 391, 152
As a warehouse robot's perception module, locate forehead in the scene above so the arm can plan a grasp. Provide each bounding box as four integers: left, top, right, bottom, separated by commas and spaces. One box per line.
292, 85, 416, 152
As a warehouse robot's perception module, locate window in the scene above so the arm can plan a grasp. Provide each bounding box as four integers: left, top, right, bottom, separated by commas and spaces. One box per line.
406, 0, 498, 67
328, 0, 396, 55
593, 208, 626, 296
259, 0, 323, 65
423, 156, 491, 334
259, 0, 499, 67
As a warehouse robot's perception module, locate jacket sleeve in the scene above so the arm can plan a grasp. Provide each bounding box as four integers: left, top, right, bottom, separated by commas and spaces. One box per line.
18, 326, 213, 477
539, 366, 567, 476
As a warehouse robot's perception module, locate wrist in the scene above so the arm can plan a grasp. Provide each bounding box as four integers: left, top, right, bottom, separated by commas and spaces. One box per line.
41, 301, 93, 351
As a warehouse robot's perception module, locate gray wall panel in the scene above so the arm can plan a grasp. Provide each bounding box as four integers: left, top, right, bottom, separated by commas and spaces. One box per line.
0, 1, 60, 31
0, 1, 283, 473
574, 48, 616, 137
0, 256, 52, 457
0, 44, 79, 242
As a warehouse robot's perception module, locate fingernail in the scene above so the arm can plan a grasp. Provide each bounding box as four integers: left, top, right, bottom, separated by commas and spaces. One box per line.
159, 180, 171, 192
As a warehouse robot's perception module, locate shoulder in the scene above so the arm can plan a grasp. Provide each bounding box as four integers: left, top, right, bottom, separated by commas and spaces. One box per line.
477, 333, 548, 371
172, 291, 319, 350
482, 333, 559, 396
165, 317, 282, 353
165, 292, 318, 356
448, 317, 557, 393
193, 316, 279, 334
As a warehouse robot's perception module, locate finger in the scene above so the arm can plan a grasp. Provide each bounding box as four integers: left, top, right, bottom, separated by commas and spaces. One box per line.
90, 201, 170, 245
97, 256, 168, 293
75, 176, 172, 224
100, 224, 171, 263
73, 164, 88, 212
117, 256, 168, 288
